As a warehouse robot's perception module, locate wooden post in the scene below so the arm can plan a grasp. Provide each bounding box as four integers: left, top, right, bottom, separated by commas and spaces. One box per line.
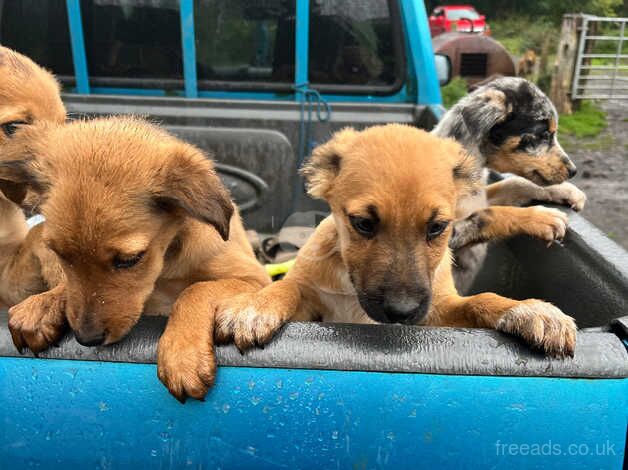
550, 14, 580, 114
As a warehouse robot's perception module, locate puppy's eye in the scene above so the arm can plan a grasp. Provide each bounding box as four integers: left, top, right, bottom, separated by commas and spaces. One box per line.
349, 215, 378, 238
1, 121, 27, 137
517, 134, 536, 150
113, 251, 146, 269
426, 221, 449, 241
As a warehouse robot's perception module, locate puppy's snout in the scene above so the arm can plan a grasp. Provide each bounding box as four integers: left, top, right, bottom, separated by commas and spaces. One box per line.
562, 156, 577, 179
359, 287, 431, 325
383, 293, 431, 324
74, 329, 106, 347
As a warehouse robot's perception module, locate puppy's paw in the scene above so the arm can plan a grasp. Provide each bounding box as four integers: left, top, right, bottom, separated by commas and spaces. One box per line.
8, 290, 67, 354
157, 326, 216, 403
216, 293, 286, 353
496, 300, 577, 357
524, 207, 568, 245
545, 182, 587, 211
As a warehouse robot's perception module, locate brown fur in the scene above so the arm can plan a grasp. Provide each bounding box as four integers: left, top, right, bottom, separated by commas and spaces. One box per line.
218, 125, 577, 357
2, 117, 270, 402
0, 47, 67, 310
450, 205, 568, 250
0, 47, 65, 137
518, 49, 537, 77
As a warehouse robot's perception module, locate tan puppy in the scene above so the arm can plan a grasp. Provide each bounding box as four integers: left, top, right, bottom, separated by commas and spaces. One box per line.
0, 47, 67, 308
218, 125, 577, 357
1, 117, 270, 402
518, 49, 537, 78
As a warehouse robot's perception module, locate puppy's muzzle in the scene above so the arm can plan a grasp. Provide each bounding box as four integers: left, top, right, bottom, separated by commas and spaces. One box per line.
74, 330, 106, 347
359, 289, 431, 325
561, 154, 577, 179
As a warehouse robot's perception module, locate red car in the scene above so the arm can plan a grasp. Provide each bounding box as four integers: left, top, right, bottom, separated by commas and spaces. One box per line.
429, 5, 490, 37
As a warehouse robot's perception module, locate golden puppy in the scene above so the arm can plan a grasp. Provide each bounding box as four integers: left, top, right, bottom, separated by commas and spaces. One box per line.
518, 49, 537, 78
0, 47, 66, 308
1, 116, 270, 402
218, 125, 577, 357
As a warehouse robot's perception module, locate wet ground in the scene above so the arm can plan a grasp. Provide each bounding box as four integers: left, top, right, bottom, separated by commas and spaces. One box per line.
562, 101, 628, 250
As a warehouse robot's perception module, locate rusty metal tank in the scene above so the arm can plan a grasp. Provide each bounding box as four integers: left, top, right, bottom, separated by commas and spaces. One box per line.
432, 32, 516, 84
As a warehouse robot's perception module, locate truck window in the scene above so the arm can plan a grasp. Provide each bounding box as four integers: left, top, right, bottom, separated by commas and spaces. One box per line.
0, 0, 75, 84
79, 0, 183, 89
194, 0, 295, 91
309, 0, 404, 94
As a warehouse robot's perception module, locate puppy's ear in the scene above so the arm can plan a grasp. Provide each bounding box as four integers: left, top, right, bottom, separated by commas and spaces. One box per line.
0, 158, 47, 204
300, 127, 357, 200
153, 144, 234, 241
452, 149, 482, 198
460, 87, 509, 137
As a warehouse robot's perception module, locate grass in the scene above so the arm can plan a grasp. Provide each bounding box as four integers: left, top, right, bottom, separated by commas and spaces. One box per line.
489, 17, 559, 93
559, 101, 608, 138
441, 77, 468, 109
490, 17, 557, 57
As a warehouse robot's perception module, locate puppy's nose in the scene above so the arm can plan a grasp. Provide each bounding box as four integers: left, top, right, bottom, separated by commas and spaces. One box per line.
75, 330, 105, 347
383, 295, 430, 324
568, 166, 577, 178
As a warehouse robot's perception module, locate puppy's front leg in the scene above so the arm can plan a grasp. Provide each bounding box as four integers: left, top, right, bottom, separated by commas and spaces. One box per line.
216, 278, 305, 352
434, 293, 577, 357
157, 279, 258, 403
450, 205, 568, 250
487, 176, 586, 211
8, 284, 68, 354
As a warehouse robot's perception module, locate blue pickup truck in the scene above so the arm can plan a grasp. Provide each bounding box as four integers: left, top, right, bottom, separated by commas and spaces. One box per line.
0, 1, 626, 469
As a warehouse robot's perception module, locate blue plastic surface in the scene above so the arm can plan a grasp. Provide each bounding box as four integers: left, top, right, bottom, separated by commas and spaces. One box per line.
179, 0, 198, 99
295, 0, 309, 93
1, 358, 625, 469
399, 0, 443, 105
65, 0, 90, 94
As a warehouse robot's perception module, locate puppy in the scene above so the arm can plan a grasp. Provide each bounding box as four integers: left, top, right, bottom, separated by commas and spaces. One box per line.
217, 125, 576, 357
433, 77, 587, 292
1, 117, 270, 402
0, 47, 67, 307
518, 49, 537, 78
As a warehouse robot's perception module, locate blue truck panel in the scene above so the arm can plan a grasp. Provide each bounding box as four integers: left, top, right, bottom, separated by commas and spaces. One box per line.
1, 358, 626, 470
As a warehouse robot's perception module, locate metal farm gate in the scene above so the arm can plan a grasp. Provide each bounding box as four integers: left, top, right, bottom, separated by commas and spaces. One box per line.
572, 15, 627, 100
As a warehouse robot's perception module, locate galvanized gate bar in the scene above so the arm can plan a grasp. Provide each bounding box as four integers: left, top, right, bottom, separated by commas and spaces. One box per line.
572, 14, 628, 100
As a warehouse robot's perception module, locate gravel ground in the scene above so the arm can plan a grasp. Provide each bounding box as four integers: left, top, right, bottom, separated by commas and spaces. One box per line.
562, 101, 628, 250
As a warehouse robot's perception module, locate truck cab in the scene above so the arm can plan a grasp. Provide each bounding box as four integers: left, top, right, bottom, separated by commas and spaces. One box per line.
0, 0, 449, 232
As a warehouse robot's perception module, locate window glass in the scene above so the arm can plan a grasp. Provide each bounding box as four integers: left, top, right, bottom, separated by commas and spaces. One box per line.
446, 9, 480, 21
80, 0, 183, 87
309, 0, 402, 89
194, 0, 295, 87
0, 0, 74, 79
